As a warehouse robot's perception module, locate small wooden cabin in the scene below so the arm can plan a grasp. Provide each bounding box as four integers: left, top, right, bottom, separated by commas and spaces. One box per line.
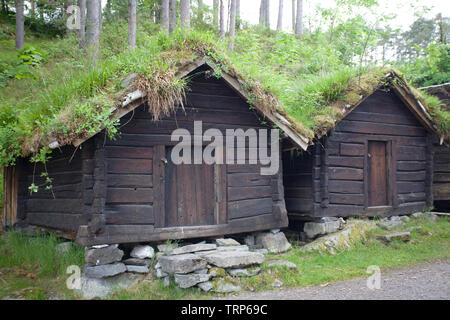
420, 83, 450, 210
283, 73, 442, 219
3, 59, 310, 246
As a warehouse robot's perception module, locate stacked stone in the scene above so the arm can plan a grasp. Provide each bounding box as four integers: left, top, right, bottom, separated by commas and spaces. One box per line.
79, 244, 154, 299
154, 234, 292, 293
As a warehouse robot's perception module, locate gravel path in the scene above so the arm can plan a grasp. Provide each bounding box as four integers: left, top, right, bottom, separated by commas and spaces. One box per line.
220, 259, 450, 300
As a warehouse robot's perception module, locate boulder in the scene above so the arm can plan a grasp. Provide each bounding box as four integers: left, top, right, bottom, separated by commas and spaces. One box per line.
169, 243, 217, 255
255, 232, 291, 253
194, 268, 209, 274
303, 220, 340, 239
411, 212, 424, 218
157, 243, 178, 253
266, 260, 297, 270
130, 245, 154, 259
83, 262, 127, 279
253, 249, 269, 255
377, 220, 404, 230
122, 258, 151, 267
203, 251, 264, 268
378, 232, 411, 243
400, 215, 410, 222
155, 268, 168, 278
303, 220, 375, 254
208, 267, 227, 278
216, 245, 249, 252
158, 253, 207, 274
227, 267, 260, 277
85, 244, 124, 266
216, 238, 240, 246
197, 281, 214, 292
125, 265, 150, 274
271, 279, 283, 288
209, 277, 242, 293
243, 235, 255, 246
78, 273, 142, 299
174, 273, 211, 289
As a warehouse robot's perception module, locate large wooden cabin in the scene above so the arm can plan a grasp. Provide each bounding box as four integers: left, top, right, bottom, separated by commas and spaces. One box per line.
283, 74, 442, 219
2, 59, 309, 246
420, 83, 450, 210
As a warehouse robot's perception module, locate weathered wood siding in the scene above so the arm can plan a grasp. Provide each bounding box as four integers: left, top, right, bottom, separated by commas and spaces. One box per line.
282, 148, 314, 217
433, 144, 450, 201
284, 88, 433, 218
78, 65, 287, 244
321, 89, 431, 216
15, 144, 91, 235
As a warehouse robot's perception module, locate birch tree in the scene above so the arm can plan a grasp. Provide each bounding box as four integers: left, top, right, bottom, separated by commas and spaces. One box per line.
128, 0, 137, 50
295, 0, 303, 35
161, 0, 169, 32
259, 0, 269, 28
15, 0, 24, 49
277, 0, 283, 31
236, 0, 240, 29
198, 0, 203, 22
180, 0, 190, 28
78, 0, 86, 49
291, 0, 295, 32
86, 0, 101, 59
213, 0, 218, 29
169, 0, 176, 33
228, 0, 236, 52
219, 0, 225, 38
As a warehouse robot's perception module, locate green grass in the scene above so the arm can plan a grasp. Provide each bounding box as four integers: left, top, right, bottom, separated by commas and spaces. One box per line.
0, 216, 448, 299
238, 216, 450, 291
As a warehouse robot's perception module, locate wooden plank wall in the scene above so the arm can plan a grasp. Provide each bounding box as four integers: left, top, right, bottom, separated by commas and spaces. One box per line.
318, 89, 430, 216
282, 148, 314, 217
95, 65, 286, 239
433, 144, 450, 201
18, 146, 87, 232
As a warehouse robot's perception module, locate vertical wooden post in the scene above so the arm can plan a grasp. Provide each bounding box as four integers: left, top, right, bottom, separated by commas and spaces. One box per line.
153, 145, 166, 228
425, 133, 434, 207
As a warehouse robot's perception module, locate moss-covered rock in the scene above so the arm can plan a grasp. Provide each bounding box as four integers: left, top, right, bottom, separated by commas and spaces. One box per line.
302, 220, 375, 255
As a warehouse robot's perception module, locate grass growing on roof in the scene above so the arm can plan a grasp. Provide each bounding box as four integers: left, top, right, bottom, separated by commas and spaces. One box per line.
0, 21, 449, 167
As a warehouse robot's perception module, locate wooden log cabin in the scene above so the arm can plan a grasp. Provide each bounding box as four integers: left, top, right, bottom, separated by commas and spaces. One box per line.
283, 73, 443, 219
420, 83, 450, 210
2, 58, 310, 246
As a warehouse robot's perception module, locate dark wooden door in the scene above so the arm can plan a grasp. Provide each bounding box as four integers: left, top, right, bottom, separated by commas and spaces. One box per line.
164, 147, 216, 227
368, 141, 388, 207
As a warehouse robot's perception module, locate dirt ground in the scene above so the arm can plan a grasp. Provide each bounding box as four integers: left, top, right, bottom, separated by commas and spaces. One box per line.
219, 259, 450, 300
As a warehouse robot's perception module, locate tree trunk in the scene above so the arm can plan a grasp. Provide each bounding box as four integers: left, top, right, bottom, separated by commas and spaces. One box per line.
277, 0, 283, 31
295, 0, 303, 35
213, 0, 218, 30
236, 0, 240, 29
291, 0, 295, 32
128, 0, 137, 50
15, 0, 24, 49
228, 0, 236, 52
180, 0, 190, 28
259, 0, 264, 26
198, 0, 203, 22
219, 0, 225, 38
98, 1, 102, 33
86, 0, 101, 60
78, 0, 86, 49
169, 0, 176, 33
161, 0, 169, 32
259, 0, 269, 28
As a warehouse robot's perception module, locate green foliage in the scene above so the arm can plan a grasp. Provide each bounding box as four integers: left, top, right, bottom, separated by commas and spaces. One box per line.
398, 43, 450, 87
0, 231, 84, 277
